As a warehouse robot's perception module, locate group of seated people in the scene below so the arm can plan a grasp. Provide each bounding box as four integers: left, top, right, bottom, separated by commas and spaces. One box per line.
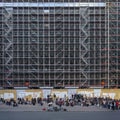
0, 94, 120, 110
0, 98, 18, 107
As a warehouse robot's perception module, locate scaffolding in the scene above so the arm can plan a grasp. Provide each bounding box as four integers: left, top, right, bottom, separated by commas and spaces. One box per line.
107, 1, 120, 88
3, 7, 13, 87
0, 0, 120, 88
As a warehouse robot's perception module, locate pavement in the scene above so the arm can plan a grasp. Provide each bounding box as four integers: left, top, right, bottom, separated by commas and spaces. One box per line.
0, 102, 115, 112
1, 103, 120, 120
0, 111, 120, 120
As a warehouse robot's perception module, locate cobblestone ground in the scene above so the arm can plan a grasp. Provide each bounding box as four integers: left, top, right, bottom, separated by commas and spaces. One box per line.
0, 103, 115, 112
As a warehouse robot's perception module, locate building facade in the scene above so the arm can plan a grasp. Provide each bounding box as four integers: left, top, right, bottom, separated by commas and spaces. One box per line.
0, 0, 120, 88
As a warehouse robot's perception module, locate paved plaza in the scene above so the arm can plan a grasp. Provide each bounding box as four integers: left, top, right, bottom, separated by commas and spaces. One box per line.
1, 103, 120, 120
0, 103, 115, 112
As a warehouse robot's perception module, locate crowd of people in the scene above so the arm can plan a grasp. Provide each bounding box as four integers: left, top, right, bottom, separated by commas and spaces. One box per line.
0, 94, 120, 111
53, 94, 120, 111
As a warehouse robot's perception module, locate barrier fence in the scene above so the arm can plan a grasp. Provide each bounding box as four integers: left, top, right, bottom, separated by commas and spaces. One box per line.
0, 89, 120, 100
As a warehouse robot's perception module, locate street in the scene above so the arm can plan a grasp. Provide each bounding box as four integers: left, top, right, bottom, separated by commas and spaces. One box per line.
0, 111, 120, 120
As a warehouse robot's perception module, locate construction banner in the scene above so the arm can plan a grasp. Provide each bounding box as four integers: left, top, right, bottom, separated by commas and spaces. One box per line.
77, 89, 94, 97
16, 89, 42, 101
0, 90, 16, 100
1, 89, 120, 100
51, 89, 68, 98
